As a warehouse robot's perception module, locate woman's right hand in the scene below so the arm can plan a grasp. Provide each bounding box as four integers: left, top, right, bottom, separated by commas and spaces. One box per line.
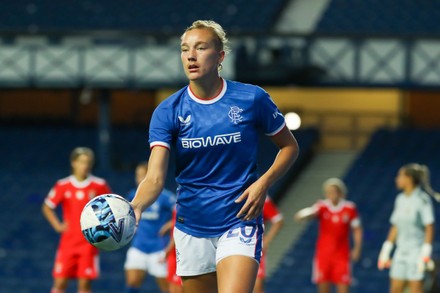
55, 221, 68, 233
132, 204, 142, 226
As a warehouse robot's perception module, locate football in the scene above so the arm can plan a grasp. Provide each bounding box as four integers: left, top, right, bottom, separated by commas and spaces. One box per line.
80, 194, 137, 251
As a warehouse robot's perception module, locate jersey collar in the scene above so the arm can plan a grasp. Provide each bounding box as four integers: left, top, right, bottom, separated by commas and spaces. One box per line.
187, 78, 227, 105
69, 175, 92, 188
323, 198, 346, 212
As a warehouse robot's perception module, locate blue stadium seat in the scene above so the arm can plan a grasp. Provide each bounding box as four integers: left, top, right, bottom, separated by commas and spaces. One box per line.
0, 1, 287, 33
316, 0, 440, 35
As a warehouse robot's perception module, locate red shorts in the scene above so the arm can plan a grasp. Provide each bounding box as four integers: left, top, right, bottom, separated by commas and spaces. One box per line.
313, 256, 351, 285
167, 251, 182, 286
257, 253, 266, 279
53, 247, 99, 279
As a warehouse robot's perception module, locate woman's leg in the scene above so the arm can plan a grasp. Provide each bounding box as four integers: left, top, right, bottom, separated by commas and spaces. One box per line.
336, 284, 349, 293
182, 272, 217, 293
408, 280, 423, 293
317, 282, 331, 293
217, 255, 259, 293
390, 278, 406, 293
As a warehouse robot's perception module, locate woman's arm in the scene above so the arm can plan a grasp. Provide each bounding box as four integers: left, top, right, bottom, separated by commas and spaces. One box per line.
351, 226, 363, 262
294, 206, 318, 222
236, 126, 299, 221
378, 225, 397, 270
42, 203, 67, 233
424, 223, 434, 244
131, 147, 170, 223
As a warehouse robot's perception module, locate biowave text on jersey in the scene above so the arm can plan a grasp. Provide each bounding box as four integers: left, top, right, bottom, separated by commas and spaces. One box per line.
181, 132, 241, 149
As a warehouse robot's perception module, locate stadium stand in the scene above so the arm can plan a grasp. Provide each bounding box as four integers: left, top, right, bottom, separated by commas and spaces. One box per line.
316, 0, 440, 35
0, 124, 318, 292
267, 128, 440, 293
0, 0, 287, 33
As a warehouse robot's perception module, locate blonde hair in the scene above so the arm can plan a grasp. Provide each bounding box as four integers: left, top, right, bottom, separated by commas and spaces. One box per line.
182, 20, 231, 55
70, 147, 94, 163
402, 163, 439, 200
323, 178, 347, 195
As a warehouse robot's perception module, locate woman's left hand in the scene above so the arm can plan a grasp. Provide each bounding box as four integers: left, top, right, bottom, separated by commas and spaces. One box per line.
235, 180, 268, 221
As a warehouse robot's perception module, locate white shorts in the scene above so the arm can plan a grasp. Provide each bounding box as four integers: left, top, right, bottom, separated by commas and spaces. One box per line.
124, 247, 168, 278
174, 224, 263, 277
390, 248, 424, 281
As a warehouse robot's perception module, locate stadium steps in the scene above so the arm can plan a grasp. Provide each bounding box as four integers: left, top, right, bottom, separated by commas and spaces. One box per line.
266, 151, 357, 277
275, 0, 331, 33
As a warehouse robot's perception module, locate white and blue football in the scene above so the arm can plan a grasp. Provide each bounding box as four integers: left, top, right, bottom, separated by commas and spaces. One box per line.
80, 194, 136, 251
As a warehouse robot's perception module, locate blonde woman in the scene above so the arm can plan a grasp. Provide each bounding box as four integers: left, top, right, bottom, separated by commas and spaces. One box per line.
131, 20, 298, 293
378, 163, 438, 293
295, 178, 363, 293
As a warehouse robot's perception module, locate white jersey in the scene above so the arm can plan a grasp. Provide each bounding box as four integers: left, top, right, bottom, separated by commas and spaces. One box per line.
390, 187, 434, 251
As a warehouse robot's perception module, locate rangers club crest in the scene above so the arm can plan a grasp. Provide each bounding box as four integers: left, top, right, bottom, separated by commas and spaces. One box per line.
228, 106, 243, 124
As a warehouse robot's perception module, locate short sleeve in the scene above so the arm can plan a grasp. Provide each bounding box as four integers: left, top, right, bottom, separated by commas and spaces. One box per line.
390, 197, 399, 225
149, 102, 176, 150
313, 201, 324, 219
44, 185, 63, 209
350, 205, 361, 228
420, 195, 435, 225
263, 198, 283, 223
254, 87, 286, 136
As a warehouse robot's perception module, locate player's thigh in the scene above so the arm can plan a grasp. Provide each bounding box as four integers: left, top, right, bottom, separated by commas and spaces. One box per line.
217, 255, 258, 293
78, 278, 92, 291
125, 269, 147, 287
77, 250, 99, 280
53, 249, 78, 279
336, 284, 350, 293
332, 258, 351, 285
216, 224, 262, 291
391, 252, 424, 282
317, 282, 331, 293
254, 277, 264, 293
155, 277, 169, 293
146, 250, 168, 279
313, 256, 332, 284
390, 278, 406, 293
408, 280, 423, 293
181, 272, 217, 293
173, 227, 217, 277
124, 247, 149, 272
52, 277, 69, 290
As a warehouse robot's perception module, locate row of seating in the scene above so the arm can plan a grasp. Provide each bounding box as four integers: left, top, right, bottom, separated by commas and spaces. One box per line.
317, 0, 440, 35
0, 0, 286, 33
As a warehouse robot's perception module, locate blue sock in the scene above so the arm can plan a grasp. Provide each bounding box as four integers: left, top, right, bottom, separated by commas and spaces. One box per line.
124, 287, 140, 293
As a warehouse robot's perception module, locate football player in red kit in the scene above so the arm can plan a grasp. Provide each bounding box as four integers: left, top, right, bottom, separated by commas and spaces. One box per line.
295, 178, 362, 293
42, 147, 111, 293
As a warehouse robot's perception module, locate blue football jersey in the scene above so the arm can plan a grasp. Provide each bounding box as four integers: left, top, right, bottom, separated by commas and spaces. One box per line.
149, 79, 286, 237
127, 188, 175, 253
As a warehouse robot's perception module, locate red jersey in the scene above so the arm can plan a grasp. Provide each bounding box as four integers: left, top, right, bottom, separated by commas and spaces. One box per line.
314, 199, 360, 260
45, 175, 111, 251
263, 197, 283, 224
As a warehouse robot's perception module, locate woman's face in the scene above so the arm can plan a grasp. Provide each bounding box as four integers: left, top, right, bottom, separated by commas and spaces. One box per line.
71, 154, 93, 179
395, 168, 412, 190
324, 185, 342, 204
180, 28, 224, 82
